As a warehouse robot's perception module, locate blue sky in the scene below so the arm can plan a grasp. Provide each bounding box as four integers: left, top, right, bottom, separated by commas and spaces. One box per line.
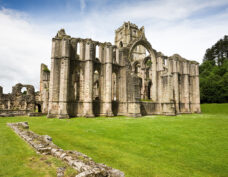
0, 0, 228, 92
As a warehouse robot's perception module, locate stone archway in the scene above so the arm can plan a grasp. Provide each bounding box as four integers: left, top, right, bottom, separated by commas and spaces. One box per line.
127, 37, 156, 63
127, 37, 157, 101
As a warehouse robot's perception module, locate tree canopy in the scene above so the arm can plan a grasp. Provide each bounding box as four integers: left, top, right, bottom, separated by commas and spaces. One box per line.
200, 35, 228, 103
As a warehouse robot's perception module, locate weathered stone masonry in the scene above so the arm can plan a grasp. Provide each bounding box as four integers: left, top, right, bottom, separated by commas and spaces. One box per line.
8, 122, 124, 177
41, 22, 201, 118
0, 83, 39, 116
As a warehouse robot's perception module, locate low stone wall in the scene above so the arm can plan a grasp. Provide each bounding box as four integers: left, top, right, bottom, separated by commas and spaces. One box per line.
7, 122, 124, 177
140, 102, 160, 115
0, 110, 30, 117
28, 112, 47, 117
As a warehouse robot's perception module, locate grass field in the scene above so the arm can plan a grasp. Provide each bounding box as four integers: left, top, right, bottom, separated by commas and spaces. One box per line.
0, 104, 228, 177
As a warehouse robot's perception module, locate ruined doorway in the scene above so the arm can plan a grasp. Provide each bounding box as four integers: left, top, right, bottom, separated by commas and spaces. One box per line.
147, 81, 152, 99
36, 104, 42, 113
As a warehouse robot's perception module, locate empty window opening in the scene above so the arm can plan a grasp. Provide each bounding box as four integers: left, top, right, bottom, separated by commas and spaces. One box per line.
77, 42, 80, 56
21, 87, 27, 95
119, 41, 123, 47
95, 45, 99, 61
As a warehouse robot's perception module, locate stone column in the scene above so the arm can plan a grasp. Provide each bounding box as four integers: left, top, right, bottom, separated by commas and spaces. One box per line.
79, 40, 85, 60
173, 59, 179, 114
141, 68, 146, 99
58, 39, 70, 118
99, 44, 105, 102
183, 62, 190, 113
116, 48, 119, 64
47, 39, 61, 118
99, 44, 104, 63
157, 57, 164, 113
40, 64, 50, 113
118, 48, 128, 115
104, 44, 114, 116
194, 64, 201, 113
151, 55, 157, 101
79, 41, 85, 103
83, 40, 94, 117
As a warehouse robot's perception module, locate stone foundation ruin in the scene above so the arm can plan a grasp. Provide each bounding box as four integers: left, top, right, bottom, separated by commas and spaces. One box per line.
8, 122, 124, 177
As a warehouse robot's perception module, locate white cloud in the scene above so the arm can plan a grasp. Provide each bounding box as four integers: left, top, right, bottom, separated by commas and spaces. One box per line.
0, 0, 227, 92
0, 8, 51, 93
80, 0, 86, 11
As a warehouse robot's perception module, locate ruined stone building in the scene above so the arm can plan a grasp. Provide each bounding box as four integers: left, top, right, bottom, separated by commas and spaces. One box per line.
0, 83, 40, 115
39, 22, 200, 118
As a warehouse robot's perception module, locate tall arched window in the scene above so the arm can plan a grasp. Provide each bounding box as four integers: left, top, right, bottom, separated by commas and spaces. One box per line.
112, 73, 117, 101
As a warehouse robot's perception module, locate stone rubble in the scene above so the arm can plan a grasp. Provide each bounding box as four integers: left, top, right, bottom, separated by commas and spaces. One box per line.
7, 122, 125, 177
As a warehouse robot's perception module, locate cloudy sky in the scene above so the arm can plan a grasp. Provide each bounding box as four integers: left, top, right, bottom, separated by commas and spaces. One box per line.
0, 0, 227, 93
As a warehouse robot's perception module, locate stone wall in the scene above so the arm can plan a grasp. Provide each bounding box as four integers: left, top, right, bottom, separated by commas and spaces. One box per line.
0, 83, 37, 116
8, 122, 125, 177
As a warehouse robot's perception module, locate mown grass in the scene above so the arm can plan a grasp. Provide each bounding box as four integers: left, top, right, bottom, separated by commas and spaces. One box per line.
0, 103, 228, 177
0, 119, 77, 177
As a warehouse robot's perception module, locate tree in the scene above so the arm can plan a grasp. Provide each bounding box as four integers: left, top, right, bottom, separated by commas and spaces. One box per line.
203, 35, 228, 66
200, 35, 228, 103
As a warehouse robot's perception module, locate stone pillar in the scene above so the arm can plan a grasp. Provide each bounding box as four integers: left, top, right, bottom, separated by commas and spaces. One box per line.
141, 68, 146, 99
151, 55, 157, 101
157, 57, 164, 113
79, 40, 85, 60
99, 44, 104, 63
48, 39, 61, 118
118, 48, 128, 115
8, 100, 11, 110
173, 59, 179, 114
79, 41, 85, 103
83, 40, 94, 117
194, 64, 201, 113
40, 64, 50, 113
116, 48, 119, 64
104, 44, 114, 116
58, 39, 70, 118
183, 62, 190, 113
161, 75, 175, 115
98, 45, 105, 103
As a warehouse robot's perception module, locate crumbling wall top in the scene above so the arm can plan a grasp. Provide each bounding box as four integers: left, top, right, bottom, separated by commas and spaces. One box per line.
55, 29, 71, 39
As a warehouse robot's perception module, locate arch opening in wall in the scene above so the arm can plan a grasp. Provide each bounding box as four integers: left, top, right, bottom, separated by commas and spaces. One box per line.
119, 41, 123, 47
130, 44, 148, 62
77, 42, 80, 57
128, 39, 155, 101
21, 87, 27, 95
93, 69, 101, 116
36, 104, 42, 113
128, 38, 155, 63
147, 80, 152, 100
133, 61, 141, 77
143, 57, 152, 79
95, 45, 100, 62
112, 71, 119, 116
93, 70, 100, 100
112, 72, 117, 101
72, 69, 80, 101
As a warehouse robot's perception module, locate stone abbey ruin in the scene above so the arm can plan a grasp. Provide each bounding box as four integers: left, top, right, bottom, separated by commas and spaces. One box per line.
0, 22, 201, 117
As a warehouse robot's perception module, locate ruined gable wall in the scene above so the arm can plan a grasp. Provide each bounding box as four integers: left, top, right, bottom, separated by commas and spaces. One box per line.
0, 83, 36, 115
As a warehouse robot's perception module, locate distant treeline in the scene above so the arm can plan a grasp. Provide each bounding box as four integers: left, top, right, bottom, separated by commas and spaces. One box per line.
200, 35, 228, 103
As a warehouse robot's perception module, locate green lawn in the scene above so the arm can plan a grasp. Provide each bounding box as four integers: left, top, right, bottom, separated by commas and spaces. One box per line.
1, 104, 228, 177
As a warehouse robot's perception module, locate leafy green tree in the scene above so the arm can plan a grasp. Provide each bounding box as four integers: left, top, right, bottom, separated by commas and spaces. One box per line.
200, 36, 228, 103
